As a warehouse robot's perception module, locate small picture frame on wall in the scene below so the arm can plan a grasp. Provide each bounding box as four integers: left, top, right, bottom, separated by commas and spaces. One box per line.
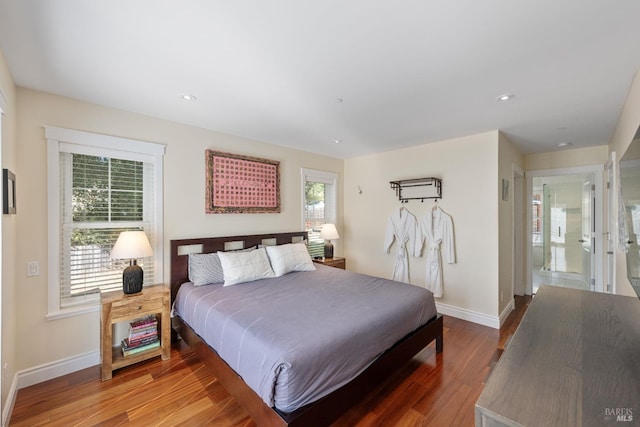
502, 178, 510, 201
3, 168, 16, 214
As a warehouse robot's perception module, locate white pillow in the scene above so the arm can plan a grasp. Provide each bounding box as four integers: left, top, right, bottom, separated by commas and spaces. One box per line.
217, 247, 275, 286
266, 243, 316, 277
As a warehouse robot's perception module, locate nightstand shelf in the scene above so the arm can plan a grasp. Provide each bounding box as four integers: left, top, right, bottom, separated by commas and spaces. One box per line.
100, 286, 170, 381
312, 257, 346, 269
111, 345, 163, 370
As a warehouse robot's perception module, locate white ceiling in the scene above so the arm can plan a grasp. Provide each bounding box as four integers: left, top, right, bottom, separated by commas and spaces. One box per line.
1, 1, 640, 159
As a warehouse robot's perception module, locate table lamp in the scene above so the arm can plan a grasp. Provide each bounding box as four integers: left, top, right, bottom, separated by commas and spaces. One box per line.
320, 223, 340, 258
111, 230, 153, 294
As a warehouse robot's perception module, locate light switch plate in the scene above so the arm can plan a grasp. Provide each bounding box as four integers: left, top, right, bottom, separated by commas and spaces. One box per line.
27, 261, 39, 277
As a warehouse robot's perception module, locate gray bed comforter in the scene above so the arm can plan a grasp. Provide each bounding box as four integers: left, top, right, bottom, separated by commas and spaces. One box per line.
173, 264, 437, 413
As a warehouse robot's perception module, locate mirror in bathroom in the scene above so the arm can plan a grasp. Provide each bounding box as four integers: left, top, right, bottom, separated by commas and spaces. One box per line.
619, 126, 640, 297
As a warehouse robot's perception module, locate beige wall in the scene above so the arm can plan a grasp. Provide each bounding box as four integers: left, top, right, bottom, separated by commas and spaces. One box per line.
498, 133, 524, 314
608, 70, 640, 296
12, 88, 343, 373
344, 131, 502, 322
524, 145, 608, 171
610, 71, 640, 157
0, 49, 18, 414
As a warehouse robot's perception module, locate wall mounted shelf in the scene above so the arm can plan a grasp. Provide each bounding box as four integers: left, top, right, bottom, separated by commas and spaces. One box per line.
389, 177, 442, 203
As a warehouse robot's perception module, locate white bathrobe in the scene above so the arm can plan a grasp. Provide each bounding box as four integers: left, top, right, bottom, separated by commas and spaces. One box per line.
384, 207, 419, 283
416, 206, 455, 297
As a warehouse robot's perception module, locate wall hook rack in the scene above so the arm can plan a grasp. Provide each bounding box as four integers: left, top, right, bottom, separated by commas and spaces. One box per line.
389, 177, 442, 203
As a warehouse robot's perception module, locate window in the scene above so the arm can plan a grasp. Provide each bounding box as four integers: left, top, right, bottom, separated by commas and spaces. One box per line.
532, 193, 542, 244
46, 127, 165, 318
301, 168, 338, 257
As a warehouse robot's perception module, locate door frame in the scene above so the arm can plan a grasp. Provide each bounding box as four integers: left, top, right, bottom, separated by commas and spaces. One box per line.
605, 152, 617, 294
513, 165, 525, 296
582, 176, 596, 291
525, 164, 604, 294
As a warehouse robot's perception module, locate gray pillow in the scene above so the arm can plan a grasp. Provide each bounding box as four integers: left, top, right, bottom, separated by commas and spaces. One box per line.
188, 252, 224, 286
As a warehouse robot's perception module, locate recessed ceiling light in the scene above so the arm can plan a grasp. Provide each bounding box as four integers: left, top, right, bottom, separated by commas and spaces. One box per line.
497, 94, 515, 102
333, 139, 342, 144
181, 94, 197, 101
557, 142, 573, 147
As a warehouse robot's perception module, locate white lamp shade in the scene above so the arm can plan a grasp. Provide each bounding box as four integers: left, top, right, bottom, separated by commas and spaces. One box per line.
320, 223, 340, 240
111, 231, 153, 260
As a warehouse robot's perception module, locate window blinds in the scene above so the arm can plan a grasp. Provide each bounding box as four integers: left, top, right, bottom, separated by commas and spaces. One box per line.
59, 152, 156, 307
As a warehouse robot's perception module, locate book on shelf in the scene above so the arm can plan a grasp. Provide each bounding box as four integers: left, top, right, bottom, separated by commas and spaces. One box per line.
120, 314, 160, 356
121, 339, 160, 356
130, 315, 158, 330
128, 329, 157, 343
122, 335, 159, 349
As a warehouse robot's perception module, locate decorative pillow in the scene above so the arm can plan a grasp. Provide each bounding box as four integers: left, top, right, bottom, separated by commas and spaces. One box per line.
217, 247, 275, 286
187, 246, 258, 286
188, 252, 224, 286
266, 243, 316, 277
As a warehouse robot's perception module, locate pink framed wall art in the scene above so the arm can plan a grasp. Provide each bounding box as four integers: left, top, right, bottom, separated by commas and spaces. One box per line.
205, 150, 281, 214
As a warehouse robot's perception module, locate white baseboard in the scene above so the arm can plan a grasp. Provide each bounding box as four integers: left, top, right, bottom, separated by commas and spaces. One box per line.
2, 351, 99, 425
435, 302, 500, 329
17, 351, 100, 389
499, 298, 516, 328
2, 373, 18, 427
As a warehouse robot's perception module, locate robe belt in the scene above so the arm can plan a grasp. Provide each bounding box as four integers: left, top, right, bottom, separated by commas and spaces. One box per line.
428, 242, 440, 251
397, 241, 407, 259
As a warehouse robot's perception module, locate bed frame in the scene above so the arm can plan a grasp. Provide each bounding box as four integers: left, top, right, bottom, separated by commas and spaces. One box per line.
170, 231, 443, 427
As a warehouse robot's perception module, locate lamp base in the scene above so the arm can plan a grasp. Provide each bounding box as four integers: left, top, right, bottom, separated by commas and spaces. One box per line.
323, 241, 334, 258
122, 261, 143, 294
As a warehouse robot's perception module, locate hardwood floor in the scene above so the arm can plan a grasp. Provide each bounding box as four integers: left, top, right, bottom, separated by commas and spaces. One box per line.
9, 296, 531, 427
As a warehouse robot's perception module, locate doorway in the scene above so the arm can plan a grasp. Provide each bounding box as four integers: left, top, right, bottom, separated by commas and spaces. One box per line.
526, 166, 604, 294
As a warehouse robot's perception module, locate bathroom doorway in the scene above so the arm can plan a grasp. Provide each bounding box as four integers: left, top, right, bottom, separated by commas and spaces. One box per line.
527, 166, 604, 294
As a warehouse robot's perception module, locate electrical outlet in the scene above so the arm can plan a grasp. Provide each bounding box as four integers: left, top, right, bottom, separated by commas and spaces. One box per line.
27, 261, 40, 277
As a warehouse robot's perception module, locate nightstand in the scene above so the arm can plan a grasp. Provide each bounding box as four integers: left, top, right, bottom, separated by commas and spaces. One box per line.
100, 285, 170, 381
313, 256, 346, 269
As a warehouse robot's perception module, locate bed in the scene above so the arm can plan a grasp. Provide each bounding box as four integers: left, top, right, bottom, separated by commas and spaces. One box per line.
170, 231, 443, 426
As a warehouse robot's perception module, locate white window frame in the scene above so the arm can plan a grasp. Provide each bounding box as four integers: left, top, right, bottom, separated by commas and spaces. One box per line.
301, 168, 339, 255
46, 127, 165, 319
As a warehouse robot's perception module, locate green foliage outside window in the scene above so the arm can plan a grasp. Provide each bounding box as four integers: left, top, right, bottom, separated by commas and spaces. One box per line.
71, 154, 144, 246
305, 182, 324, 205
304, 181, 326, 257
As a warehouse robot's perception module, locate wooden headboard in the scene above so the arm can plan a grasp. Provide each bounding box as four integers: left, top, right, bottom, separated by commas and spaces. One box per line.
170, 231, 308, 302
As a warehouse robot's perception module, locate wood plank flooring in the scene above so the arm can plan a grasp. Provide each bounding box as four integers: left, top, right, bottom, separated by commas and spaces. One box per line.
10, 296, 531, 427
